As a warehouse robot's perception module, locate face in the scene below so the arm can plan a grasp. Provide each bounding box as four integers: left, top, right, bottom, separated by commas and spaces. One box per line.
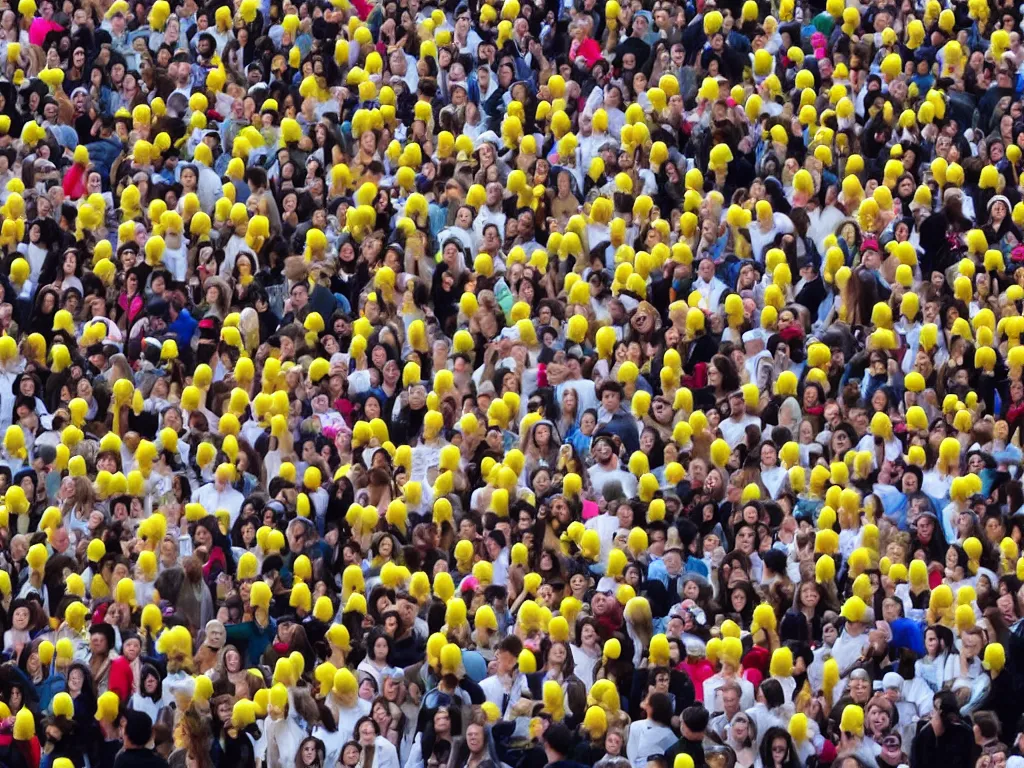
771, 738, 788, 763
359, 721, 377, 746
89, 632, 108, 656
466, 724, 484, 753
605, 732, 622, 755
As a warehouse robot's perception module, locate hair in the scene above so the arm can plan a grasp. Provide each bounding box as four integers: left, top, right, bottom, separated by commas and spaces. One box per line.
974, 710, 1001, 740
295, 736, 326, 768
760, 678, 785, 710
123, 709, 153, 747
681, 705, 709, 733
647, 692, 673, 727
758, 726, 799, 768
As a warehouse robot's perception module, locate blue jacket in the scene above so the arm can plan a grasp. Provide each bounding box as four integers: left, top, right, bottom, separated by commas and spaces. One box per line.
647, 556, 709, 595
35, 671, 66, 712
168, 308, 198, 347
226, 616, 277, 667
84, 137, 124, 189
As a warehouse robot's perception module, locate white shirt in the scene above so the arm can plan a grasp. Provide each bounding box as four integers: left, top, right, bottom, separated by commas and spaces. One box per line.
588, 463, 638, 498
191, 482, 245, 528
479, 672, 527, 718
491, 547, 510, 587
703, 673, 755, 712
693, 276, 727, 310
570, 644, 600, 688
627, 720, 677, 768
719, 414, 760, 449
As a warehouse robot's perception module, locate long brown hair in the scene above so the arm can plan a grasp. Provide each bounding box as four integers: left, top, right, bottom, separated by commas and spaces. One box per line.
295, 737, 325, 768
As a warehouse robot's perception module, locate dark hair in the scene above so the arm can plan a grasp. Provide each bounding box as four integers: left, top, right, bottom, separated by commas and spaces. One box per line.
758, 727, 799, 768
974, 711, 1000, 740
354, 715, 379, 739
123, 709, 152, 747
498, 635, 523, 657
934, 690, 960, 720
647, 692, 674, 726
595, 380, 624, 400
681, 704, 709, 733
760, 678, 785, 710
709, 354, 740, 392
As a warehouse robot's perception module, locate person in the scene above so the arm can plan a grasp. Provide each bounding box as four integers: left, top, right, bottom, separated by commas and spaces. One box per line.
757, 727, 801, 768
113, 711, 169, 768
541, 723, 587, 768
910, 691, 976, 768
664, 706, 707, 768
88, 623, 133, 700
626, 692, 675, 768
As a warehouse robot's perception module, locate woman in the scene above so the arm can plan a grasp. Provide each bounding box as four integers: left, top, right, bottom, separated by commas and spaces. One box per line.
756, 727, 800, 768
700, 354, 740, 409
758, 442, 786, 500
571, 618, 603, 688
370, 696, 401, 752
863, 695, 895, 759
910, 512, 948, 566
783, 580, 832, 645
113, 269, 144, 332
726, 711, 757, 768
129, 663, 168, 725
914, 625, 954, 695
65, 662, 97, 721
522, 420, 561, 476
556, 388, 579, 439
192, 515, 236, 583
356, 716, 399, 768
357, 630, 393, 690
215, 644, 250, 694
18, 639, 64, 712
626, 693, 675, 768
406, 707, 458, 768
296, 736, 326, 768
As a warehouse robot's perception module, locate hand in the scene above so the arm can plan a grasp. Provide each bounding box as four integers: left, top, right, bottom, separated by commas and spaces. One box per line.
931, 709, 945, 736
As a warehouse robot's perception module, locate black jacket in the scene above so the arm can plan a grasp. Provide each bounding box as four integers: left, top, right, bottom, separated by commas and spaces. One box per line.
794, 276, 827, 320
910, 720, 976, 768
113, 747, 170, 768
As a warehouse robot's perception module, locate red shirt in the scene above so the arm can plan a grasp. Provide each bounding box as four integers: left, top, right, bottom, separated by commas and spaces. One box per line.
108, 655, 133, 702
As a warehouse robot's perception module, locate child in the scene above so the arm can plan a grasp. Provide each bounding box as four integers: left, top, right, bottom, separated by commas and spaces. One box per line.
569, 408, 597, 456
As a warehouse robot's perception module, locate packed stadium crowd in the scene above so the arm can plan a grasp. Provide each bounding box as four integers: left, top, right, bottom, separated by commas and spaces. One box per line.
0, 0, 1021, 767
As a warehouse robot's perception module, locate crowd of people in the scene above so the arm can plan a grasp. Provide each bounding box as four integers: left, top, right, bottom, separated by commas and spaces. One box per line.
2, 0, 1024, 766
